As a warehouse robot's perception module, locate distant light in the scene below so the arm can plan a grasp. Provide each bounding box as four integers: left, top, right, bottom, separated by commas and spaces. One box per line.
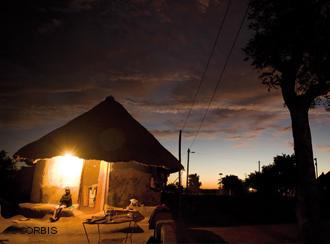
248, 187, 257, 193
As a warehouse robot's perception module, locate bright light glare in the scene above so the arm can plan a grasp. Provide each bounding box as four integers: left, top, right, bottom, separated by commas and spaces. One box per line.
248, 187, 257, 193
48, 154, 84, 187
64, 152, 73, 157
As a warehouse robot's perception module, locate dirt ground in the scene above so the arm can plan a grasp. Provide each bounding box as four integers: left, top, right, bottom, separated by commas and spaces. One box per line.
0, 209, 154, 244
1, 210, 329, 243
0, 216, 307, 244
180, 224, 301, 244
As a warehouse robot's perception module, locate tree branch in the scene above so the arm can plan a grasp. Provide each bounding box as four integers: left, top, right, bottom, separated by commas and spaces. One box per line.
304, 81, 330, 103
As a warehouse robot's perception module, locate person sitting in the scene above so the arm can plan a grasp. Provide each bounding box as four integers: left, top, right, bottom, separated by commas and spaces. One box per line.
126, 198, 140, 210
50, 187, 72, 222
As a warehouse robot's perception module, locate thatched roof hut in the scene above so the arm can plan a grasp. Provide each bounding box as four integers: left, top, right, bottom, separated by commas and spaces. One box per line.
15, 96, 182, 173
14, 96, 182, 208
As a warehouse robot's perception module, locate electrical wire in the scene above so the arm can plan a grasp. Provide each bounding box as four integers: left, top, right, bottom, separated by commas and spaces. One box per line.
189, 2, 249, 148
181, 0, 232, 131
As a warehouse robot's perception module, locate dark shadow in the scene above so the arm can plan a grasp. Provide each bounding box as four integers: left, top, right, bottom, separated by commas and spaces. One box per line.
146, 236, 161, 244
118, 225, 144, 233
179, 229, 227, 244
2, 225, 28, 234
260, 227, 298, 243
100, 224, 144, 234
100, 238, 125, 244
162, 193, 298, 227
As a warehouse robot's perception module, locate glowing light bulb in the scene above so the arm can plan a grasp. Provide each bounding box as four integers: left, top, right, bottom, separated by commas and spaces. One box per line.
48, 154, 84, 187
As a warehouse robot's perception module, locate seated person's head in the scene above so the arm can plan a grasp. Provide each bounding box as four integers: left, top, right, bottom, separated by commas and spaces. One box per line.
65, 187, 70, 195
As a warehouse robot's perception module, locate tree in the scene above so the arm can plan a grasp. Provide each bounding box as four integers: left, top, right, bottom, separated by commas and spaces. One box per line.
165, 183, 183, 193
0, 150, 17, 199
318, 171, 330, 196
187, 173, 202, 193
244, 171, 262, 193
245, 154, 297, 197
217, 173, 224, 190
244, 1, 330, 241
221, 175, 244, 196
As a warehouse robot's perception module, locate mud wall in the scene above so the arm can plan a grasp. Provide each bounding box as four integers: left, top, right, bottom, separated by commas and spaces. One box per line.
30, 159, 80, 204
107, 162, 161, 207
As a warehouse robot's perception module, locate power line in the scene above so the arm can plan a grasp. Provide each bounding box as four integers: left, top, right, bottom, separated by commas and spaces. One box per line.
189, 2, 249, 148
181, 0, 232, 131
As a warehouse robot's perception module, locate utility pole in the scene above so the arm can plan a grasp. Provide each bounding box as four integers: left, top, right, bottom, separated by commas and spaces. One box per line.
258, 160, 260, 173
178, 130, 182, 220
186, 148, 195, 191
178, 130, 182, 187
314, 158, 318, 178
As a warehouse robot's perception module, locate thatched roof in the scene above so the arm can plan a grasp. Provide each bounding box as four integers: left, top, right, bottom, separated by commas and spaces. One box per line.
15, 96, 182, 173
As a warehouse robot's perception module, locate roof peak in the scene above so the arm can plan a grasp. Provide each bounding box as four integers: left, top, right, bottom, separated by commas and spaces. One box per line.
105, 96, 115, 102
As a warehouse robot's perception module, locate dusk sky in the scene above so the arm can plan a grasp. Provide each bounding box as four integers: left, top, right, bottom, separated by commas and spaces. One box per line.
1, 0, 329, 188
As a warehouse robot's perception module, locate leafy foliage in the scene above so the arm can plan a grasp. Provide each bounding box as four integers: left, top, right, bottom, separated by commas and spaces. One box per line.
220, 175, 244, 196
244, 0, 330, 107
245, 154, 297, 197
0, 150, 17, 198
188, 173, 202, 193
318, 171, 330, 195
165, 182, 183, 193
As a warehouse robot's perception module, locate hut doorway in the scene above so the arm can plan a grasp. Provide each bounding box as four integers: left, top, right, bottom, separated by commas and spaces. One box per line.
79, 160, 109, 212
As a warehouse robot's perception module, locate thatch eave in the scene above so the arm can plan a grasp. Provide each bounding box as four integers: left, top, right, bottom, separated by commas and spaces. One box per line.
14, 96, 183, 173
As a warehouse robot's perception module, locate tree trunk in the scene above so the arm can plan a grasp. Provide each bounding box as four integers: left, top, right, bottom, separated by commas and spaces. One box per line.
289, 104, 321, 243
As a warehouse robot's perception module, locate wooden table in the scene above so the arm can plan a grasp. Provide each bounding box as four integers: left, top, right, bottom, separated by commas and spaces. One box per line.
82, 210, 144, 244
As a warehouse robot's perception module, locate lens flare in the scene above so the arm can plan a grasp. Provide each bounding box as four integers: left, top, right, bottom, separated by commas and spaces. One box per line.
48, 153, 84, 187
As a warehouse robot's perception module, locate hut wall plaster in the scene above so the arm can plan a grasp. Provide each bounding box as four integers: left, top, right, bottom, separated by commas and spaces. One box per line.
107, 162, 161, 207
31, 160, 46, 203
30, 158, 82, 204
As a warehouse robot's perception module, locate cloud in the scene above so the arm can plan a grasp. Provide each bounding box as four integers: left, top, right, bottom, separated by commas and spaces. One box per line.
150, 129, 220, 140
1, 0, 329, 156
1, 0, 227, 130
316, 145, 330, 153
134, 99, 291, 146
